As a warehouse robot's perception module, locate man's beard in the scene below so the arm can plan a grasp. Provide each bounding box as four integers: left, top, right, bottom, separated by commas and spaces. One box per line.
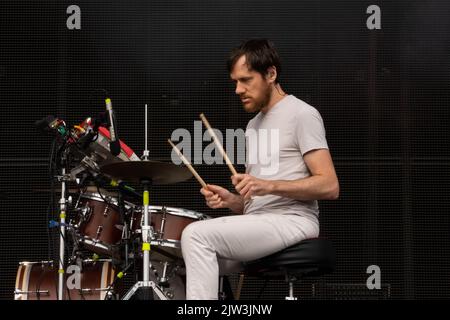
243, 86, 272, 113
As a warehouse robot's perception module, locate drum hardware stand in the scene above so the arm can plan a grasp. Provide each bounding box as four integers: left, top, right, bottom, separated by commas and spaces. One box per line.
159, 206, 167, 240
122, 104, 166, 300
218, 276, 226, 300
55, 148, 72, 300
122, 178, 167, 300
158, 261, 170, 288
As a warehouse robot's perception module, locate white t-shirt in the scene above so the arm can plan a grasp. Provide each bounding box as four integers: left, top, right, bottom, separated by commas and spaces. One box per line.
244, 95, 329, 223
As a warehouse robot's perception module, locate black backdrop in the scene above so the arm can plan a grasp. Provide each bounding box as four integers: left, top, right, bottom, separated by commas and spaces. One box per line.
1, 0, 449, 300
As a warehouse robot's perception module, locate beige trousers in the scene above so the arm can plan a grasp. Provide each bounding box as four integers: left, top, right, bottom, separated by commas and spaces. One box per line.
180, 213, 319, 300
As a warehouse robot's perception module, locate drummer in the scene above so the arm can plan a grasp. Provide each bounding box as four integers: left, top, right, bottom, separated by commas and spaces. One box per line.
180, 39, 340, 300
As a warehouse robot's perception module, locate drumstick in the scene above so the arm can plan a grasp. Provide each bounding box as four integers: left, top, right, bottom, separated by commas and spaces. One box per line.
199, 113, 238, 176
168, 139, 207, 188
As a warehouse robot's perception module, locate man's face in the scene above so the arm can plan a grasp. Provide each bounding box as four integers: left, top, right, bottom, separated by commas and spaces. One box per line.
230, 55, 272, 113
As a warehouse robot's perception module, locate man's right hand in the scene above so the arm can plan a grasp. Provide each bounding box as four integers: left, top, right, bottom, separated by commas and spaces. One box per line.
200, 184, 234, 209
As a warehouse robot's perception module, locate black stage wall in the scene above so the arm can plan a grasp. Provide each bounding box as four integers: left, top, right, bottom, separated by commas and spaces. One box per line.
1, 0, 449, 300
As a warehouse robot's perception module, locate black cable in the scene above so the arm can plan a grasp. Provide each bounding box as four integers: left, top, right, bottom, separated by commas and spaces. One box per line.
103, 260, 135, 300
88, 88, 109, 107
58, 229, 72, 263
95, 182, 116, 209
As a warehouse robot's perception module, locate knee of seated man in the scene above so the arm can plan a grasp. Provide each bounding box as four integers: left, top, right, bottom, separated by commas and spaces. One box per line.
181, 220, 206, 246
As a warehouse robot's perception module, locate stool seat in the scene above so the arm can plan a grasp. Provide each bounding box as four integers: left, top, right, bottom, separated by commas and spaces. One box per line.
244, 238, 335, 279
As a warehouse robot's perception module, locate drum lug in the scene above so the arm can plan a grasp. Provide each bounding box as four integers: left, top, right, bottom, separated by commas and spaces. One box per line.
159, 206, 167, 239
96, 226, 103, 240
103, 205, 109, 217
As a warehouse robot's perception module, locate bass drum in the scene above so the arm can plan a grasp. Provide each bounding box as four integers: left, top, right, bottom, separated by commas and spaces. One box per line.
14, 260, 119, 300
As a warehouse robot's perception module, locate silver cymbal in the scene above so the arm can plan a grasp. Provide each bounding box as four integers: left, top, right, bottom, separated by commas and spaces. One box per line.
100, 161, 192, 185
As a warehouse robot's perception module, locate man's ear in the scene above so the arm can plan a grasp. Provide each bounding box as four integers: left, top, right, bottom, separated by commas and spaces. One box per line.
266, 67, 277, 83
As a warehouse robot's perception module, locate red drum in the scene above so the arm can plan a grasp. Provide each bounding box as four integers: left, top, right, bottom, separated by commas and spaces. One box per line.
130, 206, 209, 259
71, 191, 135, 257
14, 260, 118, 300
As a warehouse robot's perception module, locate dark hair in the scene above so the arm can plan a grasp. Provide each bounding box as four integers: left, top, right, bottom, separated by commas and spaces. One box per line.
227, 38, 282, 83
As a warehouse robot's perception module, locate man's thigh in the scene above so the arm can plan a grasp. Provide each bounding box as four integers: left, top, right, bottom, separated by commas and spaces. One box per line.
184, 214, 298, 262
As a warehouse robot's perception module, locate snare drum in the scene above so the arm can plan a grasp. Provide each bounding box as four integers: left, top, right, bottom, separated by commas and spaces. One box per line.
131, 206, 209, 259
71, 191, 134, 257
14, 260, 118, 300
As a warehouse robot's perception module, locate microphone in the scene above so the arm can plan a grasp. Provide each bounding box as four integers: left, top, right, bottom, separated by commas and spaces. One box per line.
105, 97, 121, 156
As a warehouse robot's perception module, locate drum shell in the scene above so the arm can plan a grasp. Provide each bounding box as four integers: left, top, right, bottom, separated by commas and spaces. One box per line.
131, 206, 208, 244
72, 193, 124, 256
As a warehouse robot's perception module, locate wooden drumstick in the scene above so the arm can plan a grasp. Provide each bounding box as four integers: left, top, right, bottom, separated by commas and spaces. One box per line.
168, 139, 207, 188
199, 113, 238, 176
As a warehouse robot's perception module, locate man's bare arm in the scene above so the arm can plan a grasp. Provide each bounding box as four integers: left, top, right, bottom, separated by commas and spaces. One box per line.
233, 149, 339, 201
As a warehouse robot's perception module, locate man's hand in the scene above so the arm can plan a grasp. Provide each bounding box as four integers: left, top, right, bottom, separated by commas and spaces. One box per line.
231, 174, 274, 200
200, 184, 234, 209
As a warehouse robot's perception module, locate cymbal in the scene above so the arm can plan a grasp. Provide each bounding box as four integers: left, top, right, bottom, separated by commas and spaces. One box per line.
100, 161, 192, 185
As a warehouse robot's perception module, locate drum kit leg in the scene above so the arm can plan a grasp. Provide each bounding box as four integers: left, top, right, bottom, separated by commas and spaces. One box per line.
121, 178, 167, 300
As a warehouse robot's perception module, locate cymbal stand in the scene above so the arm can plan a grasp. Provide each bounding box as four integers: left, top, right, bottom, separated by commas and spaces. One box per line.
122, 104, 166, 300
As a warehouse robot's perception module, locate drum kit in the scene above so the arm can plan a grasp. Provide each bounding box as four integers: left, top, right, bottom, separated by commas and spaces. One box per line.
14, 102, 214, 300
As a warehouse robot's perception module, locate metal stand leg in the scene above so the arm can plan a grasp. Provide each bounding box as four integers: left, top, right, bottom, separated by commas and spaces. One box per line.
285, 276, 298, 300
218, 276, 225, 300
122, 179, 167, 300
122, 104, 168, 300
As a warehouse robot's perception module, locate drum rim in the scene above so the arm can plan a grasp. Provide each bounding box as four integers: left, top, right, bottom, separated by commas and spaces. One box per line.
79, 236, 118, 252
150, 239, 181, 249
145, 205, 208, 219
18, 261, 54, 266
78, 192, 120, 207
18, 258, 113, 265
78, 192, 136, 209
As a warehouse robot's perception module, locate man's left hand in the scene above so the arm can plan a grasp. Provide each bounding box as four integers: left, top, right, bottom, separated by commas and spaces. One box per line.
231, 174, 274, 200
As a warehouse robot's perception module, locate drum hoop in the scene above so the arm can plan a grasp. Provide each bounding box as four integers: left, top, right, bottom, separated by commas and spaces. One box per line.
18, 261, 54, 266
146, 205, 208, 220
80, 237, 114, 252
79, 192, 137, 210
79, 192, 119, 207
150, 239, 181, 248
